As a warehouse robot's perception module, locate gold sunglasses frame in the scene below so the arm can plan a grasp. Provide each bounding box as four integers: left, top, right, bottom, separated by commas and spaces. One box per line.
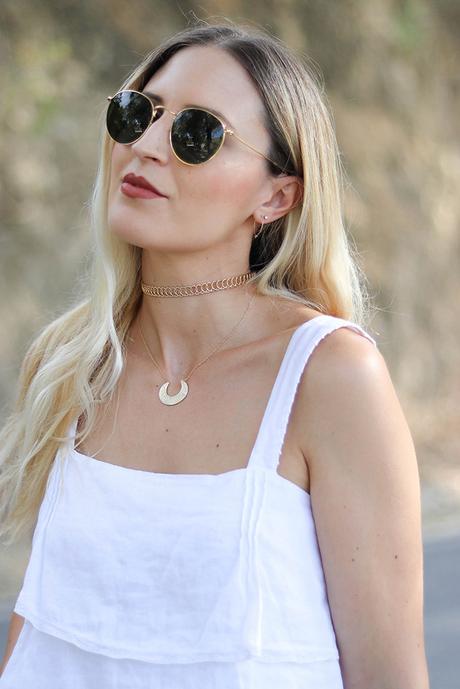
107, 89, 289, 172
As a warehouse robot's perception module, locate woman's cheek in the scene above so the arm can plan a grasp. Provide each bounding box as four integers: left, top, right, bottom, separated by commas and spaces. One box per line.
191, 160, 260, 203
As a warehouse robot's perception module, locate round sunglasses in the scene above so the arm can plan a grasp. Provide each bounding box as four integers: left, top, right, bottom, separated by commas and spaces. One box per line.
106, 89, 290, 170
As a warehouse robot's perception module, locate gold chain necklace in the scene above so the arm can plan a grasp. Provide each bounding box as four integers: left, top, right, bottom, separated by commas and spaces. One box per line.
141, 270, 255, 298
137, 290, 256, 406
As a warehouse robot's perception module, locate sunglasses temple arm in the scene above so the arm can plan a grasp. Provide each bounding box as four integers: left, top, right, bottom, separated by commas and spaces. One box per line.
228, 131, 287, 173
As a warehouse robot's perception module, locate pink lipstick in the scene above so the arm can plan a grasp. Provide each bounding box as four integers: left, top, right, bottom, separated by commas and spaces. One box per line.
121, 173, 167, 199
121, 183, 164, 199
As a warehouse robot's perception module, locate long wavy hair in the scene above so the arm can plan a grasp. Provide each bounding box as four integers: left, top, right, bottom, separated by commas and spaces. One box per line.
0, 18, 374, 546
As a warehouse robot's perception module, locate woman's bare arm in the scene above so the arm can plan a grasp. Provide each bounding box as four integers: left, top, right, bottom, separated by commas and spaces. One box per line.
0, 612, 25, 677
299, 328, 430, 689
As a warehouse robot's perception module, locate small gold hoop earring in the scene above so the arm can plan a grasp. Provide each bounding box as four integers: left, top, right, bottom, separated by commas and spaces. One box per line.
254, 214, 269, 239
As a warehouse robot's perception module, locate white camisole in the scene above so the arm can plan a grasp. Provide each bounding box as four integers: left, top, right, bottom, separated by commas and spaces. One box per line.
1, 314, 377, 688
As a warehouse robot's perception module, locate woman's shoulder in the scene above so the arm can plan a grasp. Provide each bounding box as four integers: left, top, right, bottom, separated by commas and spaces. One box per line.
298, 311, 383, 392
292, 310, 386, 451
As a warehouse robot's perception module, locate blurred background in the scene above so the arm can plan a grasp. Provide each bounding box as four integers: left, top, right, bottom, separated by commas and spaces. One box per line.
0, 1, 458, 686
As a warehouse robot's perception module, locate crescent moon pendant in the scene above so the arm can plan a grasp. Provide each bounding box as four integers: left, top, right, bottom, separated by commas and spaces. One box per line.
159, 380, 189, 405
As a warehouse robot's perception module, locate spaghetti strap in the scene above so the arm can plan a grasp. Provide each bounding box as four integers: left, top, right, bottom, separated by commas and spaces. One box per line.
59, 415, 79, 464
248, 315, 377, 472
66, 415, 78, 447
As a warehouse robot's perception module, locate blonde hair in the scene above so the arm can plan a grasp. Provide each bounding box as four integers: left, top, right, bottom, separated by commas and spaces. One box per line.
0, 18, 374, 546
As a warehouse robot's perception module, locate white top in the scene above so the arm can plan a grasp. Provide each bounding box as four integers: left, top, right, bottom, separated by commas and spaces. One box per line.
8, 315, 377, 688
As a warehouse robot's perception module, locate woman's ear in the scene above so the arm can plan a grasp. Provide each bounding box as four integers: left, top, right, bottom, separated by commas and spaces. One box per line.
256, 175, 303, 222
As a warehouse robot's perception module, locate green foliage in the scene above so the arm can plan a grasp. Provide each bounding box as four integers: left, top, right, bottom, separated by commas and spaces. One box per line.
393, 0, 428, 53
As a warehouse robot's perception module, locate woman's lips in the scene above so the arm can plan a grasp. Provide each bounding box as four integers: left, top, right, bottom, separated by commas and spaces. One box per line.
121, 182, 166, 199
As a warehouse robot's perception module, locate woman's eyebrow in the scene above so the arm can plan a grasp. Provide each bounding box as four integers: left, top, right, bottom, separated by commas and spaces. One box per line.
142, 90, 234, 128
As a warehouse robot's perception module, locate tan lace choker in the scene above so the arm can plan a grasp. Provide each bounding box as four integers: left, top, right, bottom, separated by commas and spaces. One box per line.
141, 270, 256, 298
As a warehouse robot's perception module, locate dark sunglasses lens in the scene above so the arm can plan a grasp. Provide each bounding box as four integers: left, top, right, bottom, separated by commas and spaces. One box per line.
106, 91, 153, 144
171, 109, 224, 164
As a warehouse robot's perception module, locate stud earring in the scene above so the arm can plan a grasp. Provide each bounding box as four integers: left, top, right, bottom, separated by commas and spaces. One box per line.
254, 215, 269, 239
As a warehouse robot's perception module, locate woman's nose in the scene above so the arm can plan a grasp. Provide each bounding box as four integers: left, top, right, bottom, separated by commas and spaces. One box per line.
131, 109, 171, 162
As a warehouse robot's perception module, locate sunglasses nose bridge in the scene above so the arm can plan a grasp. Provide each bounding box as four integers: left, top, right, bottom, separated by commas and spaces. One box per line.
150, 103, 178, 120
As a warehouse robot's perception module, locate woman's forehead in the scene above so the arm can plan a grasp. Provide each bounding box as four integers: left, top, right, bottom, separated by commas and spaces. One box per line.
142, 45, 266, 127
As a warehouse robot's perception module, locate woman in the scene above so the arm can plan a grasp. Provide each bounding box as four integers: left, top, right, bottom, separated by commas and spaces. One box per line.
0, 19, 429, 689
